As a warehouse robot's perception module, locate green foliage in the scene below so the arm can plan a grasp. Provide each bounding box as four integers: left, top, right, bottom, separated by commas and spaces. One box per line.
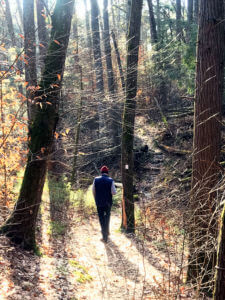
70, 185, 122, 216
135, 205, 142, 226
48, 175, 70, 208
70, 186, 96, 216
112, 187, 122, 210
34, 244, 43, 257
47, 220, 66, 237
69, 260, 93, 283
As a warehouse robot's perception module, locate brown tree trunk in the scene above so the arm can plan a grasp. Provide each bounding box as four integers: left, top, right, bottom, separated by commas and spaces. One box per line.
188, 0, 225, 294
0, 0, 75, 250
121, 0, 143, 233
23, 0, 37, 122
214, 205, 225, 299
147, 0, 158, 44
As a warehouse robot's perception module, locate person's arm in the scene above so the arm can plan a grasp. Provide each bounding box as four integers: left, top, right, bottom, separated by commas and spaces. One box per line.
111, 181, 117, 195
92, 180, 96, 198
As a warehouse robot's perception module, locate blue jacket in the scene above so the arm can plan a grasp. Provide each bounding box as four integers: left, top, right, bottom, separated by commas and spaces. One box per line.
93, 174, 115, 207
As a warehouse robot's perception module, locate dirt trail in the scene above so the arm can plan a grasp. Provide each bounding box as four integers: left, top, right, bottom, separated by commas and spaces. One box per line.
0, 200, 165, 300
67, 211, 164, 300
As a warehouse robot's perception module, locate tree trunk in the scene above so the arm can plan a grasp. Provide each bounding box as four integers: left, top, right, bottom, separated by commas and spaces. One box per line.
23, 0, 37, 122
126, 0, 131, 34
36, 0, 49, 70
121, 0, 143, 233
214, 205, 225, 299
187, 0, 225, 294
147, 0, 158, 45
90, 0, 105, 143
0, 0, 74, 250
5, 0, 16, 46
103, 0, 120, 150
188, 0, 193, 23
83, 0, 92, 49
111, 30, 125, 92
4, 0, 23, 74
156, 0, 161, 43
16, 0, 23, 26
176, 0, 182, 39
187, 0, 193, 41
103, 0, 115, 93
194, 0, 199, 23
83, 0, 94, 91
71, 11, 83, 184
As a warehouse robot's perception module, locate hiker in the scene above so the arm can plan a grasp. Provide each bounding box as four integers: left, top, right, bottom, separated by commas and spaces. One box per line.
92, 166, 117, 242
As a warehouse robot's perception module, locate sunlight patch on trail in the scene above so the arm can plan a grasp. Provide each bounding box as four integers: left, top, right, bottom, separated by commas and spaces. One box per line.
69, 212, 163, 299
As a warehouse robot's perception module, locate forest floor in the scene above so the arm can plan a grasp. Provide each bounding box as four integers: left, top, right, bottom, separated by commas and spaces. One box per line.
0, 188, 195, 300
0, 111, 208, 299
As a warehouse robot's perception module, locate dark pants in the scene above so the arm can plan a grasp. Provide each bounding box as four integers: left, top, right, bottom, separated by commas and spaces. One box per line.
97, 205, 111, 241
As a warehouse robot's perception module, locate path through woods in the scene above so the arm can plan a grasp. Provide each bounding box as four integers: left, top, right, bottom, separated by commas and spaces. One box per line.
0, 186, 182, 300
0, 115, 197, 299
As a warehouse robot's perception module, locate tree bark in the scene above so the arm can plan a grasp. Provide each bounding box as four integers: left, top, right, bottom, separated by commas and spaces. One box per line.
111, 30, 125, 92
71, 11, 83, 184
90, 0, 105, 143
121, 0, 143, 233
126, 0, 131, 34
187, 0, 193, 41
23, 0, 37, 122
194, 0, 199, 23
103, 0, 115, 94
147, 0, 158, 44
156, 0, 161, 42
214, 205, 225, 299
0, 0, 74, 250
188, 0, 193, 23
36, 0, 49, 70
187, 0, 225, 294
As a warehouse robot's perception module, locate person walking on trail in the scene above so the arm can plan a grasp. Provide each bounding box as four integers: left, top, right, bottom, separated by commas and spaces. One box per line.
92, 166, 117, 243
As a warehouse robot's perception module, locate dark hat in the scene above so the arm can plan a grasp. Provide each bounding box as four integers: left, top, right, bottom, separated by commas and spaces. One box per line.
100, 166, 109, 173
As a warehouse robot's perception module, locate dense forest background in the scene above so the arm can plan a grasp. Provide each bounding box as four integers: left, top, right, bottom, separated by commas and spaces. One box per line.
0, 0, 225, 299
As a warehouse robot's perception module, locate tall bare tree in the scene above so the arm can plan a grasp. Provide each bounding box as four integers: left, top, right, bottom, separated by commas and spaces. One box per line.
103, 0, 115, 93
188, 0, 225, 293
23, 0, 37, 122
194, 0, 199, 22
147, 0, 158, 45
5, 0, 16, 46
121, 0, 143, 233
90, 0, 105, 144
0, 0, 75, 250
